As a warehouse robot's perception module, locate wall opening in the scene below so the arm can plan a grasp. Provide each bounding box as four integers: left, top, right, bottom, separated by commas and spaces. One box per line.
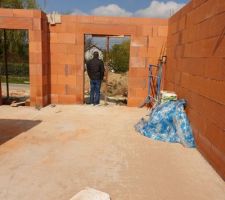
0, 29, 30, 106
84, 34, 130, 106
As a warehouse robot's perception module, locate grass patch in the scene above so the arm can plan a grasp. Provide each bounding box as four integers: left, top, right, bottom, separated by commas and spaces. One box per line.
1, 76, 29, 84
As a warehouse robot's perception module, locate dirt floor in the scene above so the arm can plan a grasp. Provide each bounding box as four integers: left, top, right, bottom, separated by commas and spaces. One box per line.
0, 105, 224, 200
1, 83, 30, 97
1, 83, 30, 104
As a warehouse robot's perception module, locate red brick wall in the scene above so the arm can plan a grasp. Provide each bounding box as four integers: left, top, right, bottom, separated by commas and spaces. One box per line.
165, 0, 225, 179
49, 16, 168, 106
0, 8, 50, 107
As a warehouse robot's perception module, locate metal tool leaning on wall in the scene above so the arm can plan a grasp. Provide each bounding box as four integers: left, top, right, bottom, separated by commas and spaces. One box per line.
139, 44, 167, 108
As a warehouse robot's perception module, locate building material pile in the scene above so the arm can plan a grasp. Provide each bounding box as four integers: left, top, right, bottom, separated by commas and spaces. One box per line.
135, 99, 195, 148
70, 188, 110, 200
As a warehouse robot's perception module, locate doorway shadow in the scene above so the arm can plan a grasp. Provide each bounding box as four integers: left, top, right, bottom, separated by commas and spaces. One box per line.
0, 119, 41, 145
84, 94, 127, 105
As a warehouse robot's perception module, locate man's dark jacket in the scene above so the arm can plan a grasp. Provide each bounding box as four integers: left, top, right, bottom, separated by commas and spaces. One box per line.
86, 58, 105, 80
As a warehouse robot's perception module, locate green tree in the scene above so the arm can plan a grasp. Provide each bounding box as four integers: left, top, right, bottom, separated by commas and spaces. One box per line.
0, 0, 38, 60
0, 0, 38, 81
109, 40, 130, 73
0, 0, 38, 9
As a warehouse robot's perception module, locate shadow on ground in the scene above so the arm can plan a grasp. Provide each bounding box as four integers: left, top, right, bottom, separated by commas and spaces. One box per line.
84, 94, 127, 105
0, 119, 41, 145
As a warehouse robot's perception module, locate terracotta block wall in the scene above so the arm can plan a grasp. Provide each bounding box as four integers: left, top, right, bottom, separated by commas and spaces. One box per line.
0, 8, 50, 106
165, 0, 225, 179
0, 9, 167, 106
49, 16, 168, 106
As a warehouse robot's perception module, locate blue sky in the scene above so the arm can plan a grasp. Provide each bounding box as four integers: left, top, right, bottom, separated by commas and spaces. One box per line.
38, 0, 189, 48
37, 0, 189, 18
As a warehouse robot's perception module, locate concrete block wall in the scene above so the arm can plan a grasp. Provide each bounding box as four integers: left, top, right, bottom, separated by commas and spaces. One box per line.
0, 8, 50, 106
165, 0, 225, 179
49, 16, 168, 106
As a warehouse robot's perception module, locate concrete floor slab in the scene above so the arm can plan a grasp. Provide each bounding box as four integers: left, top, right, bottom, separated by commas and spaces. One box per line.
0, 105, 224, 200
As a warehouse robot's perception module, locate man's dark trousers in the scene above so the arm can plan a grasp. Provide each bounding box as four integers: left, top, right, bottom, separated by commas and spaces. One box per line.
90, 79, 101, 105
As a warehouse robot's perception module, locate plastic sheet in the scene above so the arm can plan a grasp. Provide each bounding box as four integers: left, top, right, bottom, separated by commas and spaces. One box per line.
135, 100, 195, 148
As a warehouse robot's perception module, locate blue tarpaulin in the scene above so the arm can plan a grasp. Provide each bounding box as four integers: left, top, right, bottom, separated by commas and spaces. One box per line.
135, 100, 195, 148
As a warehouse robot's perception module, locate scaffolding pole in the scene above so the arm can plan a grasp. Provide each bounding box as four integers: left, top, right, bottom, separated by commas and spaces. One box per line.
104, 36, 109, 105
3, 29, 9, 99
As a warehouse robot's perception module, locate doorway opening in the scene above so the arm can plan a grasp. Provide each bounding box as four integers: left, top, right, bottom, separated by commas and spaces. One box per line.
0, 29, 30, 106
84, 34, 131, 106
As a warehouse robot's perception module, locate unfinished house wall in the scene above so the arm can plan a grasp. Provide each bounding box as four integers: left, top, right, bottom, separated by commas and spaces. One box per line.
0, 9, 167, 107
49, 16, 168, 106
0, 79, 1, 105
0, 8, 50, 107
165, 0, 225, 179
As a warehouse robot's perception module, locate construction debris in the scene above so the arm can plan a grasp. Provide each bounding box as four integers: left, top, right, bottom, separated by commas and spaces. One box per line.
10, 101, 26, 107
25, 99, 30, 106
160, 91, 177, 103
70, 188, 110, 200
47, 11, 61, 25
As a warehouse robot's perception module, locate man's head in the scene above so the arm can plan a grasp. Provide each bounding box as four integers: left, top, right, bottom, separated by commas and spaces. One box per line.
93, 51, 99, 59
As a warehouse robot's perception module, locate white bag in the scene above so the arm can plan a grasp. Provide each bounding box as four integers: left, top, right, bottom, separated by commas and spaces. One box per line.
70, 188, 110, 200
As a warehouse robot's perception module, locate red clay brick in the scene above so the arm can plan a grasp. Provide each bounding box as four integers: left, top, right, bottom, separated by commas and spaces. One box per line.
30, 42, 42, 53
33, 18, 42, 30
51, 53, 76, 65
80, 23, 137, 36
50, 94, 59, 104
127, 98, 143, 107
29, 31, 42, 42
148, 37, 166, 48
58, 75, 76, 85
128, 78, 146, 88
77, 15, 94, 23
50, 23, 76, 33
13, 9, 34, 18
61, 15, 77, 23
205, 121, 225, 154
0, 8, 13, 16
210, 145, 225, 180
29, 52, 43, 64
58, 95, 76, 104
177, 58, 205, 76
57, 33, 76, 44
204, 58, 225, 80
158, 26, 168, 37
0, 17, 33, 29
135, 88, 147, 98
29, 64, 43, 76
130, 57, 146, 68
203, 98, 225, 129
50, 43, 67, 54
178, 16, 186, 31
192, 0, 208, 8
50, 75, 58, 85
33, 10, 42, 18
140, 26, 153, 36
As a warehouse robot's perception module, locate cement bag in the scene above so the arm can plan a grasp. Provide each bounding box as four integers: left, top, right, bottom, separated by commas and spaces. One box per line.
70, 187, 110, 200
135, 100, 195, 148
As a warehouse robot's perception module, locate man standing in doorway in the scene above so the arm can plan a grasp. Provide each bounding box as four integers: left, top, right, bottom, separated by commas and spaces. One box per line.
86, 51, 105, 105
